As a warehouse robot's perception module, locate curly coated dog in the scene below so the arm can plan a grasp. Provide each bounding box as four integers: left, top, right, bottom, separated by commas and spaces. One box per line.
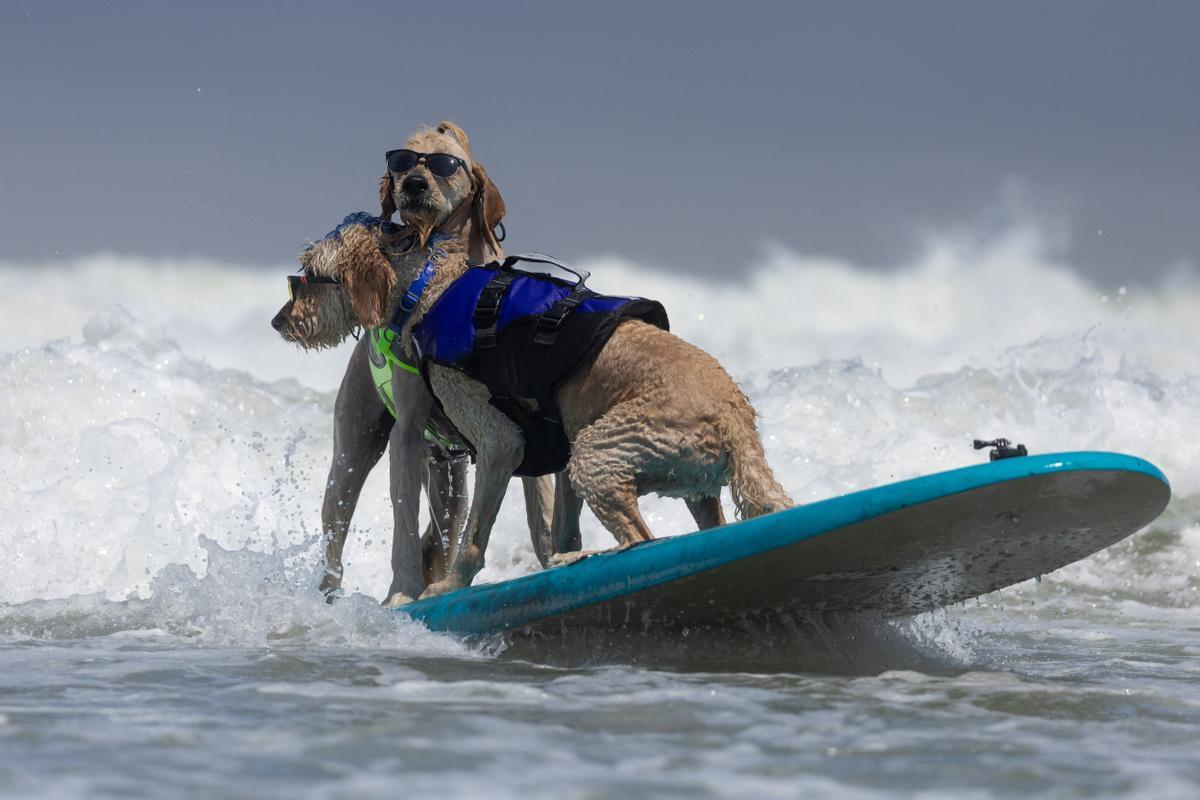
288, 125, 794, 601
271, 122, 566, 606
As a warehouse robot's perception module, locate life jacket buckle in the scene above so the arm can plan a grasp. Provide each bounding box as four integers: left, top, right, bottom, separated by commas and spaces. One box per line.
475, 297, 501, 321
473, 270, 518, 349
533, 291, 588, 347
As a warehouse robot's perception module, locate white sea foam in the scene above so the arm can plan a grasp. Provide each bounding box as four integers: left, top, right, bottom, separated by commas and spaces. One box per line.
1, 224, 1197, 630
3, 226, 1200, 800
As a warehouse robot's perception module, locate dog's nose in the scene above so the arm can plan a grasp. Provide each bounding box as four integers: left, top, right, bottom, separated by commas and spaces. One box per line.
271, 311, 287, 331
402, 174, 428, 196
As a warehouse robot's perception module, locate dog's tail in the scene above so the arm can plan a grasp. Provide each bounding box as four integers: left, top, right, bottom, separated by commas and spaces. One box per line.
719, 401, 792, 520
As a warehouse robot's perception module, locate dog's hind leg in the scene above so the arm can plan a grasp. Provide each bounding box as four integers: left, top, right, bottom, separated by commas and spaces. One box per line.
526, 471, 582, 568
522, 475, 556, 566
566, 406, 656, 549
581, 479, 653, 548
321, 339, 393, 600
685, 495, 726, 531
545, 475, 589, 567
551, 472, 584, 556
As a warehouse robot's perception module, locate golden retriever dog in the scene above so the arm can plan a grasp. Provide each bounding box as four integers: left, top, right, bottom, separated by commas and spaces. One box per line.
272, 122, 564, 606
298, 124, 793, 601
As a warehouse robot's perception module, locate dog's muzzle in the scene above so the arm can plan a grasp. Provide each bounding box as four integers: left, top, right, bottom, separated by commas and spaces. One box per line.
402, 175, 429, 198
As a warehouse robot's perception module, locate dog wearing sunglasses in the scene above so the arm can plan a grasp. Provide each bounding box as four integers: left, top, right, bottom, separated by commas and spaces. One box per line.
272, 121, 565, 607
295, 129, 793, 601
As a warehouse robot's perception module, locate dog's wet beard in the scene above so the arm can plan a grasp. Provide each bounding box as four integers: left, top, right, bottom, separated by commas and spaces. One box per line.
398, 189, 449, 250
395, 186, 435, 239
404, 216, 438, 250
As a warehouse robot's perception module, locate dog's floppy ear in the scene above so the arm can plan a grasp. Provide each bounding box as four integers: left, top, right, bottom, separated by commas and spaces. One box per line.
379, 173, 397, 220
339, 226, 395, 328
471, 162, 506, 254
435, 121, 470, 152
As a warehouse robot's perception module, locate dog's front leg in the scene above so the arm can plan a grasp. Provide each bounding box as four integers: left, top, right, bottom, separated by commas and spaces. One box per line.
321, 340, 393, 600
423, 441, 521, 597
382, 371, 437, 607
421, 368, 524, 598
420, 448, 468, 584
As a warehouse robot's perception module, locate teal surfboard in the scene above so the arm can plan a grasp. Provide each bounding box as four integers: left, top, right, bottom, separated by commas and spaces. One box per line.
400, 452, 1169, 637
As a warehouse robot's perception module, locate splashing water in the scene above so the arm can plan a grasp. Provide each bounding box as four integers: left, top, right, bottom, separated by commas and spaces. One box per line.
2, 226, 1198, 798
3, 226, 1197, 613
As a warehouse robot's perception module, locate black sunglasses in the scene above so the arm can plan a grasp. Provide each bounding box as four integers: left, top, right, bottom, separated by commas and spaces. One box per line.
288, 273, 339, 300
385, 149, 468, 179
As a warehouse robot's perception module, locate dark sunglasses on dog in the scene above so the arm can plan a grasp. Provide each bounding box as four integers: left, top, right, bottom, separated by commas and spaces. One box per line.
288, 273, 339, 300
386, 149, 468, 179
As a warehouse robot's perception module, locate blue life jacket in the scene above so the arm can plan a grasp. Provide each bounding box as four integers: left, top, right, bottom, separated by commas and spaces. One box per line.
412, 255, 669, 476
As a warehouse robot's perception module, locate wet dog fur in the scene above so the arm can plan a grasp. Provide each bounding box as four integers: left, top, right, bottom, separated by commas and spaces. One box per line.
272, 121, 562, 606
300, 124, 794, 600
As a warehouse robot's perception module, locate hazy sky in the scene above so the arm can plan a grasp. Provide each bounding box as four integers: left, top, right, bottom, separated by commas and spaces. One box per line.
1, 1, 1197, 284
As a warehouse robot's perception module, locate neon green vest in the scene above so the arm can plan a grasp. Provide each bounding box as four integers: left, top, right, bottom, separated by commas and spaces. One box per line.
366, 328, 461, 452
366, 327, 419, 418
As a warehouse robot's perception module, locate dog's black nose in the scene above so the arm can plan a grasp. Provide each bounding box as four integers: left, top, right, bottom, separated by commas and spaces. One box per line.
271, 311, 287, 331
402, 175, 428, 196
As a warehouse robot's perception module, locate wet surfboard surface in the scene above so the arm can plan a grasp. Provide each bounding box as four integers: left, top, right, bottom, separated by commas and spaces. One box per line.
399, 452, 1170, 637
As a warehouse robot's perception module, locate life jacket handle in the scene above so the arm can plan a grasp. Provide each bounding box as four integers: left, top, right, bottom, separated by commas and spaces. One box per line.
494, 253, 591, 287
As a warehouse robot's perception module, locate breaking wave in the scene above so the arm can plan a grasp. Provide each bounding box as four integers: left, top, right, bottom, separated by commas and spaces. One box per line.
1, 223, 1197, 648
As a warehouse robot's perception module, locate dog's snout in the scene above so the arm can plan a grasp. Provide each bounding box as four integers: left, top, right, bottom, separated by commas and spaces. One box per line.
271, 310, 288, 331
402, 174, 428, 196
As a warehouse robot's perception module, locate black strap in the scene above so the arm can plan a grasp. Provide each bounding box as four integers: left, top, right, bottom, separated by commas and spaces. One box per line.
533, 286, 594, 347
473, 270, 517, 349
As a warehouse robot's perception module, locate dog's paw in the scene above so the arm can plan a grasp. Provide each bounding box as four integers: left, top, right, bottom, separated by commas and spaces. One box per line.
318, 572, 343, 600
419, 579, 460, 600
617, 539, 651, 551
548, 550, 596, 568
381, 592, 415, 609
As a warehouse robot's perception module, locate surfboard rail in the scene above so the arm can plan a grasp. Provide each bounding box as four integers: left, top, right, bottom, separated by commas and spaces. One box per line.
398, 452, 1170, 636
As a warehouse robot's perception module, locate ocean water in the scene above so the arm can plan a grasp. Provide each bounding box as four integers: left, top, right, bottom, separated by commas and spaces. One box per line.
1, 226, 1198, 798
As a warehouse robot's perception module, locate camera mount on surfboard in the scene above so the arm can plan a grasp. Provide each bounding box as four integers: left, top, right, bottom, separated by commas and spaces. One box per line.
974, 438, 1029, 461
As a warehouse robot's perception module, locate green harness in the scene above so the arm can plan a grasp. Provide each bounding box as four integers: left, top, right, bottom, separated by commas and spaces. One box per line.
367, 327, 420, 415
366, 328, 464, 454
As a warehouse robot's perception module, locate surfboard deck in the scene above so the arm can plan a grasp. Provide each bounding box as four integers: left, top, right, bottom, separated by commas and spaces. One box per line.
400, 452, 1170, 637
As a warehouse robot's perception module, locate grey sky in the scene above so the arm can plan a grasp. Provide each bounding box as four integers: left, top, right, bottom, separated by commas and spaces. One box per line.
1, 1, 1196, 285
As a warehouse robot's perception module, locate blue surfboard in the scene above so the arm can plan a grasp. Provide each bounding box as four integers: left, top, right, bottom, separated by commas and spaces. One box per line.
400, 452, 1169, 637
